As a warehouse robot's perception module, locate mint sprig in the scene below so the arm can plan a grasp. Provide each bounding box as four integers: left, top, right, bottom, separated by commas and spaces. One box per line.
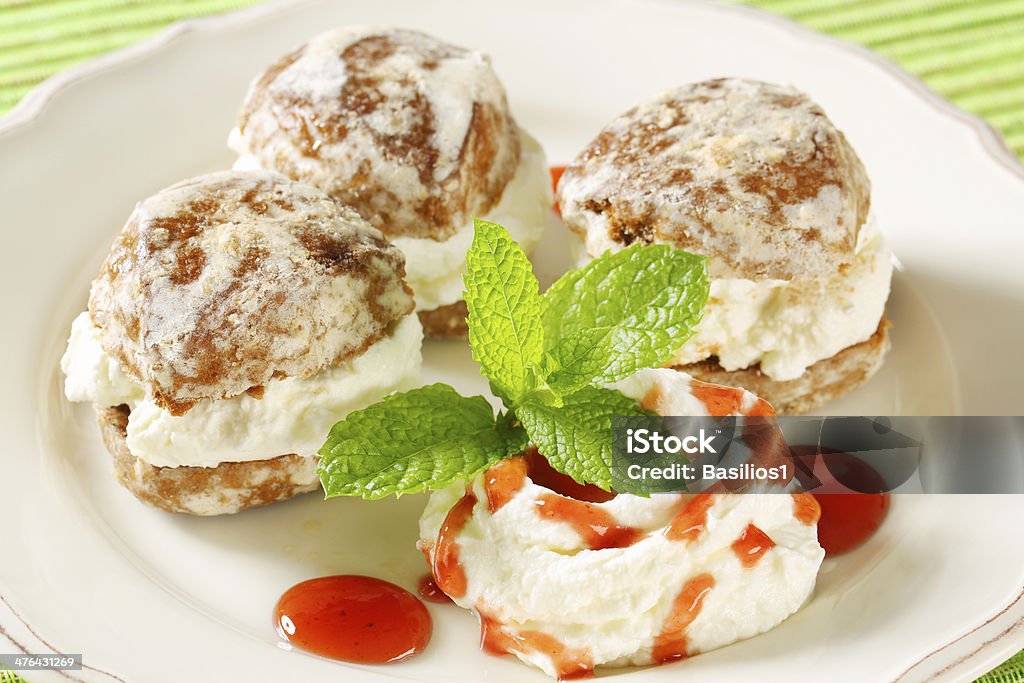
318, 384, 527, 499
542, 244, 708, 395
319, 220, 709, 499
517, 386, 647, 490
464, 219, 545, 403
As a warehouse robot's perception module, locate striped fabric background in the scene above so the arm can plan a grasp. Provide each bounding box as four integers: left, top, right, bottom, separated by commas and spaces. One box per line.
0, 0, 253, 112
1, 0, 1023, 160
744, 0, 1024, 159
0, 1, 1022, 682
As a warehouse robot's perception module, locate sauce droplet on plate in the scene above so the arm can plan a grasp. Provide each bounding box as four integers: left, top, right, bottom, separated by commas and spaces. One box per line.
813, 493, 890, 557
417, 574, 452, 604
790, 445, 891, 556
274, 575, 431, 664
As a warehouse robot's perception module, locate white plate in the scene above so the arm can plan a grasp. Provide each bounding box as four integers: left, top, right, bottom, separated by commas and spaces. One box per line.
2, 0, 1024, 681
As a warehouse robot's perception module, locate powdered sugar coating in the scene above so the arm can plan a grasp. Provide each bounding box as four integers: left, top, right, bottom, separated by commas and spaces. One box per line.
233, 26, 521, 241
558, 79, 870, 280
88, 170, 414, 415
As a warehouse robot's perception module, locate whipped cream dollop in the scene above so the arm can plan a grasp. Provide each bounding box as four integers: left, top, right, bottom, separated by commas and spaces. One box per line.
62, 312, 422, 468
419, 469, 822, 678
580, 217, 892, 381
418, 369, 823, 678
231, 129, 553, 312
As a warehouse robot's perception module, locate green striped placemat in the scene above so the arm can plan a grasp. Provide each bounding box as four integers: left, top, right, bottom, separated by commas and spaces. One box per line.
0, 0, 258, 111
0, 1, 1021, 682
744, 0, 1024, 160
1, 0, 1022, 160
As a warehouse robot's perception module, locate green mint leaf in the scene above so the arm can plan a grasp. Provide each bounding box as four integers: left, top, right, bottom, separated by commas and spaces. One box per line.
516, 386, 648, 490
541, 244, 709, 396
318, 384, 528, 500
464, 219, 545, 403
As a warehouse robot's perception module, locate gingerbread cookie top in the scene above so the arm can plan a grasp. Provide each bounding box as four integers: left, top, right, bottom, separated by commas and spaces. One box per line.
89, 170, 414, 415
558, 78, 870, 280
234, 27, 521, 241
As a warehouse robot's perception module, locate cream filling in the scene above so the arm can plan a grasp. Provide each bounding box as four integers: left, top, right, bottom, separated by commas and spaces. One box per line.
579, 217, 892, 381
61, 312, 422, 468
230, 128, 554, 312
